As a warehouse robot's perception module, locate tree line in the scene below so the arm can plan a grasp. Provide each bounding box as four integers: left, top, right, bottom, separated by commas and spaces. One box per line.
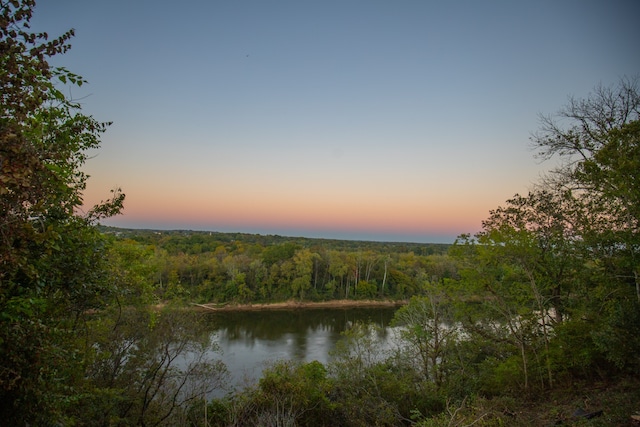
103, 228, 454, 304
1, 1, 639, 424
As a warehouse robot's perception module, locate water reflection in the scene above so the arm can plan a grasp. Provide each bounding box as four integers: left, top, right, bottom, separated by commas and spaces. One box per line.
202, 307, 398, 392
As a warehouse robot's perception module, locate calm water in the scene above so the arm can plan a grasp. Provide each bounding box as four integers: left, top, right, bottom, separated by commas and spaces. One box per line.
202, 307, 399, 393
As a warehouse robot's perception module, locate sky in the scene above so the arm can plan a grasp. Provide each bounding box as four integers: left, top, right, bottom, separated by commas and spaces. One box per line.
31, 0, 640, 243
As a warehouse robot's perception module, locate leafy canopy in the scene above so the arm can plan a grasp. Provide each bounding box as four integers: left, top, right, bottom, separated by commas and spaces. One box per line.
0, 0, 124, 423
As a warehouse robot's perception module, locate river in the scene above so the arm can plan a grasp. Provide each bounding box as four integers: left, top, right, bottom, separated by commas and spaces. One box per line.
200, 306, 400, 394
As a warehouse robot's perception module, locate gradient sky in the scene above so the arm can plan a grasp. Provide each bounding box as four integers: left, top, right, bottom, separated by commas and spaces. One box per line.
31, 1, 639, 243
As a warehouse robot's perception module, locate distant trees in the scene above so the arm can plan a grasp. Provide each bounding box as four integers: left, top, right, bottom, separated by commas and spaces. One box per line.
104, 234, 452, 305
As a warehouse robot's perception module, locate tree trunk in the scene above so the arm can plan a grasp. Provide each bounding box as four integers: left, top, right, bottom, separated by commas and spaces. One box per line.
381, 259, 388, 297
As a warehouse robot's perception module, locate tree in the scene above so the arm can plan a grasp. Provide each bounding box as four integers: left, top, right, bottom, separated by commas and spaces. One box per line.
392, 285, 459, 389
449, 78, 640, 391
292, 248, 314, 300
575, 120, 640, 298
453, 224, 565, 391
229, 360, 333, 427
80, 308, 228, 426
328, 250, 349, 298
328, 323, 405, 426
0, 1, 124, 423
531, 77, 640, 371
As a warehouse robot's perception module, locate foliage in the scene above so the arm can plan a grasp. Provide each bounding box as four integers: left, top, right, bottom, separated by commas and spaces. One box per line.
215, 360, 333, 427
76, 307, 228, 426
449, 76, 640, 396
2, 1, 638, 423
328, 322, 432, 426
102, 228, 451, 305
392, 288, 459, 388
0, 1, 124, 423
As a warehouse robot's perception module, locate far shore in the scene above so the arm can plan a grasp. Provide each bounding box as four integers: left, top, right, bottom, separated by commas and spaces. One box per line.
190, 299, 407, 312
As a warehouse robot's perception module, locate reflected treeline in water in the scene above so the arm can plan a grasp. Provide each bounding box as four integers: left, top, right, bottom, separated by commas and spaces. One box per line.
196, 307, 400, 393
203, 307, 397, 345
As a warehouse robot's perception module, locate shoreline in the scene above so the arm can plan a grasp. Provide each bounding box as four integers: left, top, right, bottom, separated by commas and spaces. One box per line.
190, 299, 406, 312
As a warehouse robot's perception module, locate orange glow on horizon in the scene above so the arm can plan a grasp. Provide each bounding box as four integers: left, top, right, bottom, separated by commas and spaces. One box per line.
96, 189, 486, 239
83, 169, 494, 240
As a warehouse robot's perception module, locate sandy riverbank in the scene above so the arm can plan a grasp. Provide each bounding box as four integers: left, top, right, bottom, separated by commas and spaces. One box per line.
191, 299, 406, 312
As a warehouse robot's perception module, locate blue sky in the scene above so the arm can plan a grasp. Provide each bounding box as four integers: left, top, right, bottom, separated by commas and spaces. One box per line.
32, 0, 640, 243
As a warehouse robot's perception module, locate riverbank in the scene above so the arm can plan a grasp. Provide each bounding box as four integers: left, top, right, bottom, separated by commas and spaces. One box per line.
191, 299, 406, 312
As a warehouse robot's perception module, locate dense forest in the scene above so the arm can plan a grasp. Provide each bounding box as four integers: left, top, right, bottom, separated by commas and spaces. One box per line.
101, 227, 453, 304
1, 1, 639, 425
